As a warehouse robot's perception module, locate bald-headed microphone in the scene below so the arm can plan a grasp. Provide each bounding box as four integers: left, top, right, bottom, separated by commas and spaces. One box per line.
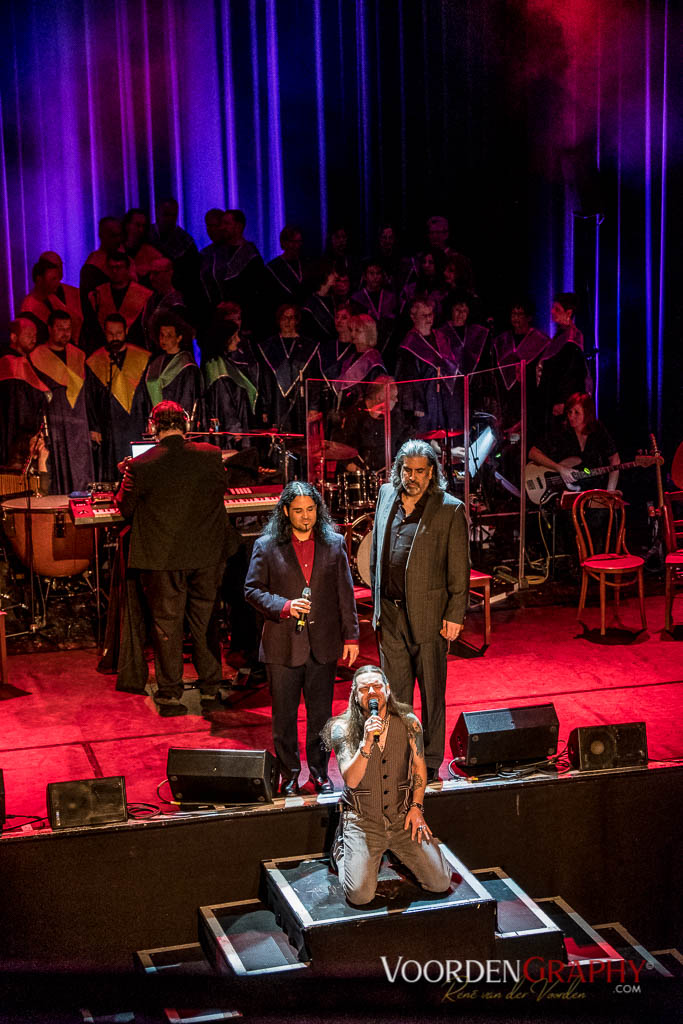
369, 697, 380, 742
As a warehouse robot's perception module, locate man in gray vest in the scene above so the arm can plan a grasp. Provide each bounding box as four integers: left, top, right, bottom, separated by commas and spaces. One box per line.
370, 439, 470, 782
323, 665, 451, 905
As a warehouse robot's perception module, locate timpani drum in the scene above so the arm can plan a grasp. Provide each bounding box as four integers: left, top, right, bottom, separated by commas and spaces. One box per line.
1, 495, 93, 577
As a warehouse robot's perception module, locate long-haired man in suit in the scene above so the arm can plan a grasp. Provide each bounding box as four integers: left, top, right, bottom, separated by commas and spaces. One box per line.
117, 400, 229, 716
370, 439, 470, 782
245, 482, 359, 795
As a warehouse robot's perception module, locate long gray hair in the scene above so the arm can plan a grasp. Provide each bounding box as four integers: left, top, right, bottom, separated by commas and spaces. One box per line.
390, 439, 446, 493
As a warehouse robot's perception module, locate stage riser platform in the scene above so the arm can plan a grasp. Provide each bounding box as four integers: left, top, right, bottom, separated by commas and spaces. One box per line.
0, 766, 680, 971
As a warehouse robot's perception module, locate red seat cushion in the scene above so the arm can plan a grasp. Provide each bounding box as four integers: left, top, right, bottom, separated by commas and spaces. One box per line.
583, 554, 644, 571
469, 569, 491, 583
665, 552, 683, 565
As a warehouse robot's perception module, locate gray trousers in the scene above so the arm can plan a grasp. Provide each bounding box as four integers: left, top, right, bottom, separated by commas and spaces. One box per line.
378, 600, 448, 770
338, 808, 452, 905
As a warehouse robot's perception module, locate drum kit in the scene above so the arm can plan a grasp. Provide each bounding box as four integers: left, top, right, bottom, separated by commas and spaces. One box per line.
0, 489, 97, 635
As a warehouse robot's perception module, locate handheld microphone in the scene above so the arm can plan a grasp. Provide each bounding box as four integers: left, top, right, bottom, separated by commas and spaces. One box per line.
295, 586, 312, 633
368, 697, 381, 742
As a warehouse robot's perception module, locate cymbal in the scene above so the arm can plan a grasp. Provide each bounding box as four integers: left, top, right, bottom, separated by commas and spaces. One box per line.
292, 439, 359, 460
418, 428, 464, 441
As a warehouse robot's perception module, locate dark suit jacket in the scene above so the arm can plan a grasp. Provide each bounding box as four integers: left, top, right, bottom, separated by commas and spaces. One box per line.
117, 434, 228, 570
245, 531, 359, 667
370, 484, 470, 642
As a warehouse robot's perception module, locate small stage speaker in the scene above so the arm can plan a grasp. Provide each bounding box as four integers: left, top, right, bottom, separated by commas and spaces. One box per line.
46, 776, 127, 831
567, 722, 648, 772
450, 703, 559, 768
167, 748, 279, 806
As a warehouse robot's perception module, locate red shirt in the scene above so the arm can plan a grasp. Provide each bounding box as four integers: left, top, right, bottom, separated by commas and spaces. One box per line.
281, 535, 315, 618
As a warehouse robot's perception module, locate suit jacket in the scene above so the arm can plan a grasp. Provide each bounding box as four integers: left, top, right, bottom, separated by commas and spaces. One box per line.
245, 531, 359, 667
370, 484, 470, 642
117, 434, 228, 570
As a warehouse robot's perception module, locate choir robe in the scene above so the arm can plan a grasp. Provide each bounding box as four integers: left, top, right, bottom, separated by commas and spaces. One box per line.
143, 351, 203, 424
264, 256, 307, 310
87, 281, 153, 350
494, 327, 550, 430
199, 240, 263, 317
349, 288, 398, 352
325, 347, 387, 411
20, 285, 85, 347
203, 342, 260, 448
148, 224, 200, 313
85, 345, 150, 481
319, 336, 353, 378
0, 348, 50, 465
535, 326, 588, 438
141, 290, 190, 350
258, 335, 321, 434
300, 294, 336, 344
30, 343, 94, 493
394, 328, 465, 433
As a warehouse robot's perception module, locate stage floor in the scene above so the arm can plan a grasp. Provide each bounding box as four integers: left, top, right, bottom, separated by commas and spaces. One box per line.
1, 590, 681, 827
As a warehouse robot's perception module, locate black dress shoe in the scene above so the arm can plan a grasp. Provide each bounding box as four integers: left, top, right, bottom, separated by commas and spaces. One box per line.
280, 777, 300, 796
426, 766, 441, 784
154, 695, 187, 718
311, 775, 335, 794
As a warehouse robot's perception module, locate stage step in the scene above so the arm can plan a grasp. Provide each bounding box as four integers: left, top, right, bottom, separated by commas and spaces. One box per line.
258, 844, 498, 972
134, 941, 215, 977
592, 924, 674, 978
198, 897, 308, 977
534, 896, 624, 965
649, 949, 683, 978
472, 867, 566, 962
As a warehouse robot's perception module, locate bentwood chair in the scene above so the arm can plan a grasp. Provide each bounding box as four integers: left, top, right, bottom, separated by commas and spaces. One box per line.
663, 493, 683, 632
571, 490, 647, 636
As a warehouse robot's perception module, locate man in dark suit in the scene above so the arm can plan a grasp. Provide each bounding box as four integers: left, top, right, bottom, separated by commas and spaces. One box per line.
370, 439, 470, 782
245, 483, 359, 795
117, 400, 229, 716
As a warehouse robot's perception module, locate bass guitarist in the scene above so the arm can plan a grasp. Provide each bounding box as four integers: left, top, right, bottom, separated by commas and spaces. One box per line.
528, 392, 620, 501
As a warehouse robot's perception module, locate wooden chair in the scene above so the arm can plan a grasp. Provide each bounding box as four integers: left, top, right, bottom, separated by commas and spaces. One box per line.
0, 610, 7, 686
663, 494, 683, 632
571, 490, 647, 636
469, 569, 492, 647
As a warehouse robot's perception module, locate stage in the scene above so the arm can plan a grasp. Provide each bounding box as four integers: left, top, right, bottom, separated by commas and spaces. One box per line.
0, 587, 681, 1019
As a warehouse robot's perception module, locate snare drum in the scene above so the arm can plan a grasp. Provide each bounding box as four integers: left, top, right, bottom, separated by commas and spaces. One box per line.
1, 495, 93, 577
337, 470, 370, 510
349, 512, 374, 586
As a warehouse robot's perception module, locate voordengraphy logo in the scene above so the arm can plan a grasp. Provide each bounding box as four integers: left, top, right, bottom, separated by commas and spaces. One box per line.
380, 956, 649, 986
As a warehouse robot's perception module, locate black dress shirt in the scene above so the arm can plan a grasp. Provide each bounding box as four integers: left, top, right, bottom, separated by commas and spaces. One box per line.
381, 491, 429, 601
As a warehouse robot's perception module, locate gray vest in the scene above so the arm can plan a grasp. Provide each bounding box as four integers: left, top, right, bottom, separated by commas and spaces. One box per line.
342, 715, 412, 824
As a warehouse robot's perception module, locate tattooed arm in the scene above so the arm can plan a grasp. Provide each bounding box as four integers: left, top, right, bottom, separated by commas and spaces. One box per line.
332, 721, 374, 789
405, 714, 430, 843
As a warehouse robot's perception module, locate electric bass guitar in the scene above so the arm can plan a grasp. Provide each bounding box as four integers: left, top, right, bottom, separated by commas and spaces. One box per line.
524, 454, 659, 505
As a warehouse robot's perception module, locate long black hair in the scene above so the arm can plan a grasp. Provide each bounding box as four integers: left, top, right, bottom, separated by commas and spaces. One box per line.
261, 481, 337, 545
321, 664, 415, 753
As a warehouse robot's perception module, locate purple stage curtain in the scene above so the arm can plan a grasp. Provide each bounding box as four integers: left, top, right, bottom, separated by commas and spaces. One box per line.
0, 1, 680, 447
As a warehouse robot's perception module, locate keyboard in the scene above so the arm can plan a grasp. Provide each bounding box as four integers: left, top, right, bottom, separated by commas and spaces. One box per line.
224, 485, 283, 516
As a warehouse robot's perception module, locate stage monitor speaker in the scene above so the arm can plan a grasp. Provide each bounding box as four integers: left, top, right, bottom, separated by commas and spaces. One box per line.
450, 703, 559, 767
46, 776, 127, 831
567, 722, 648, 772
166, 748, 279, 806
0, 769, 5, 832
